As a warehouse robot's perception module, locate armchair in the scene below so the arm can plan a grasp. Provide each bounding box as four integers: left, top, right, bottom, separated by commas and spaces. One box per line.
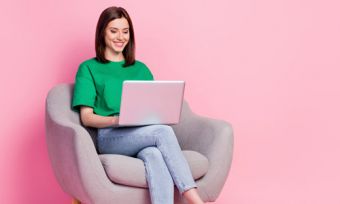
45, 83, 233, 204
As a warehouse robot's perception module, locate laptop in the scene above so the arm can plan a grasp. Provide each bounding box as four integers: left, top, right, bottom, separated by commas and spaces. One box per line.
117, 80, 185, 127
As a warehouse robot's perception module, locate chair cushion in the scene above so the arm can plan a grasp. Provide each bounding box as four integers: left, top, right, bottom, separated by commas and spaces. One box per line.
99, 150, 209, 188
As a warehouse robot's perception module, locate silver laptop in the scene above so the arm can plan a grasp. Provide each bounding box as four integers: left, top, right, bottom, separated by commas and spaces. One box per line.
117, 80, 185, 127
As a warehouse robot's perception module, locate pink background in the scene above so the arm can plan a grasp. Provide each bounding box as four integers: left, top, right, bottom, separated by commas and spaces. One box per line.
1, 0, 339, 203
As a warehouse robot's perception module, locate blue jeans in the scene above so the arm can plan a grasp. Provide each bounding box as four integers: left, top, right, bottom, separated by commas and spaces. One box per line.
97, 124, 197, 204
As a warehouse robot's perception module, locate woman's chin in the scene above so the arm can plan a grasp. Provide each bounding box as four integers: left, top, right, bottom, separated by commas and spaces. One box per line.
109, 47, 125, 54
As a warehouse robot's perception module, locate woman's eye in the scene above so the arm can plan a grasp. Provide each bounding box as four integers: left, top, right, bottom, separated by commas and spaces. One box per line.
110, 30, 129, 34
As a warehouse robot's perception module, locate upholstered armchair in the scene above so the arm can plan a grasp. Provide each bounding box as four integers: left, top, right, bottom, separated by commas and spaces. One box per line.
45, 83, 233, 204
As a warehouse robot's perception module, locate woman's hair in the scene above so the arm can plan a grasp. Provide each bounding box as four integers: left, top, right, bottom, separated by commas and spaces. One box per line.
95, 6, 136, 67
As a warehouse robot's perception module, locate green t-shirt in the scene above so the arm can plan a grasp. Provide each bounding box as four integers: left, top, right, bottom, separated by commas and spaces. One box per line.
72, 57, 154, 116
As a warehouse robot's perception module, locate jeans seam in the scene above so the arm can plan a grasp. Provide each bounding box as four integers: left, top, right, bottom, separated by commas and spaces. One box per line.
143, 159, 156, 204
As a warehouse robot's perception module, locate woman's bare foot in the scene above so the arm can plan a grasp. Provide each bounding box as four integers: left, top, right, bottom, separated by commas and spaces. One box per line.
182, 188, 204, 204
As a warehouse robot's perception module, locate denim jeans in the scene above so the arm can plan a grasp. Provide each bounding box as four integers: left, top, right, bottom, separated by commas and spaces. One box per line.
97, 124, 197, 204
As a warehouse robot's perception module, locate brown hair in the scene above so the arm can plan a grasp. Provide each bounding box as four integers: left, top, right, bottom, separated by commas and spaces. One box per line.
95, 6, 136, 67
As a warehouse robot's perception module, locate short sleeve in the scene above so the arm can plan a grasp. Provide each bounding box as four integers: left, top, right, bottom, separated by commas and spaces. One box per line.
71, 63, 96, 112
143, 63, 154, 80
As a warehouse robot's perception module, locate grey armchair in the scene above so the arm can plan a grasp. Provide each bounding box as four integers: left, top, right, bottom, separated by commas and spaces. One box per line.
45, 83, 233, 204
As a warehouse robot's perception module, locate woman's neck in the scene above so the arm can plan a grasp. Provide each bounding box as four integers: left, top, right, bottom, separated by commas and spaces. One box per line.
104, 48, 125, 62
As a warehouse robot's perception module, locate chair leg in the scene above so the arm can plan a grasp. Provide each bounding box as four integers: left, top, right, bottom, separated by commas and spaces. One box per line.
72, 198, 81, 204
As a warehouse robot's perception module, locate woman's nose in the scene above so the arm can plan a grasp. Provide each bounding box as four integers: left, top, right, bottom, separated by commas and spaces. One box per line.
117, 32, 123, 39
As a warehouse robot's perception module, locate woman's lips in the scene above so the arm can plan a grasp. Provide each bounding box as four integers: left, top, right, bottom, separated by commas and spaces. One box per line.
114, 42, 124, 47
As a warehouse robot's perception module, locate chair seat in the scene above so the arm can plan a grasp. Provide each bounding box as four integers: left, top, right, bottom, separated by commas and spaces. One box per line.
99, 150, 209, 188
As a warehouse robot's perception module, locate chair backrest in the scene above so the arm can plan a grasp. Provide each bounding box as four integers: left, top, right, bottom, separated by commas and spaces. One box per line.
46, 83, 195, 151
46, 83, 98, 148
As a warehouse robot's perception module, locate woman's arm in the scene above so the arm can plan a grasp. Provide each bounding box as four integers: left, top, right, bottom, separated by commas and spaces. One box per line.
80, 106, 119, 128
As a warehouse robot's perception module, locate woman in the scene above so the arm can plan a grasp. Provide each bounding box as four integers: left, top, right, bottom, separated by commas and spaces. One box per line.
72, 6, 204, 204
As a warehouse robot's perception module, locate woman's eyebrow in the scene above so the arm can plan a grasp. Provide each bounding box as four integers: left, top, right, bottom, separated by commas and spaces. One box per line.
110, 27, 129, 30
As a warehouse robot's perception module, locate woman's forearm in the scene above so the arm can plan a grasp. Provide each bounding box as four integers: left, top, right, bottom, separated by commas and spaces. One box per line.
82, 113, 119, 128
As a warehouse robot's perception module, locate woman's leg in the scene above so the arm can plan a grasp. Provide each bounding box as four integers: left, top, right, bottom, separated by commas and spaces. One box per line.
137, 147, 174, 204
97, 124, 198, 194
182, 188, 205, 204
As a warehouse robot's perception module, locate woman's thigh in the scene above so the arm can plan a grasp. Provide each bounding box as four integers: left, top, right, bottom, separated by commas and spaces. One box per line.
97, 124, 174, 156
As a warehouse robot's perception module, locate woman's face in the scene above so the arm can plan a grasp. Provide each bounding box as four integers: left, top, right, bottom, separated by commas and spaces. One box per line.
104, 17, 130, 54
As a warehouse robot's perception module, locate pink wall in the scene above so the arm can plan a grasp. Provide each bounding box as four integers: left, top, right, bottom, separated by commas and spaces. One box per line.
1, 0, 339, 203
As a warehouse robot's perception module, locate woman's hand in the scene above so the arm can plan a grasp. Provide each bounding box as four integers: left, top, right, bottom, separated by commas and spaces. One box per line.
110, 116, 119, 127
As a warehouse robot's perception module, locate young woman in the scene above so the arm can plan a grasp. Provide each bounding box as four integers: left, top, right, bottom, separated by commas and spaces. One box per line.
72, 6, 205, 204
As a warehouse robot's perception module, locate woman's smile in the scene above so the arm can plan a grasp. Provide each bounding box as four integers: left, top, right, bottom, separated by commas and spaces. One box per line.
113, 41, 125, 48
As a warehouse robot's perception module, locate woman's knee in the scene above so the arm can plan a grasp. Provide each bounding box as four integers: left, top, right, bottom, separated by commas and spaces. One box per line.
151, 125, 177, 140
137, 146, 163, 160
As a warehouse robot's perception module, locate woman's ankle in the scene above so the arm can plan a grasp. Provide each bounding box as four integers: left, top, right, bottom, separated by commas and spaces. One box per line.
183, 188, 204, 204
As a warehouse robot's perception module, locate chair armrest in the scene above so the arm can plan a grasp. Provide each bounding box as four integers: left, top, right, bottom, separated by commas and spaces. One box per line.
45, 107, 117, 203
195, 116, 234, 201
172, 112, 234, 201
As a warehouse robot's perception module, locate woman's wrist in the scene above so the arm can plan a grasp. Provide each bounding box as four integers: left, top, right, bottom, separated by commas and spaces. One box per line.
110, 116, 119, 127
